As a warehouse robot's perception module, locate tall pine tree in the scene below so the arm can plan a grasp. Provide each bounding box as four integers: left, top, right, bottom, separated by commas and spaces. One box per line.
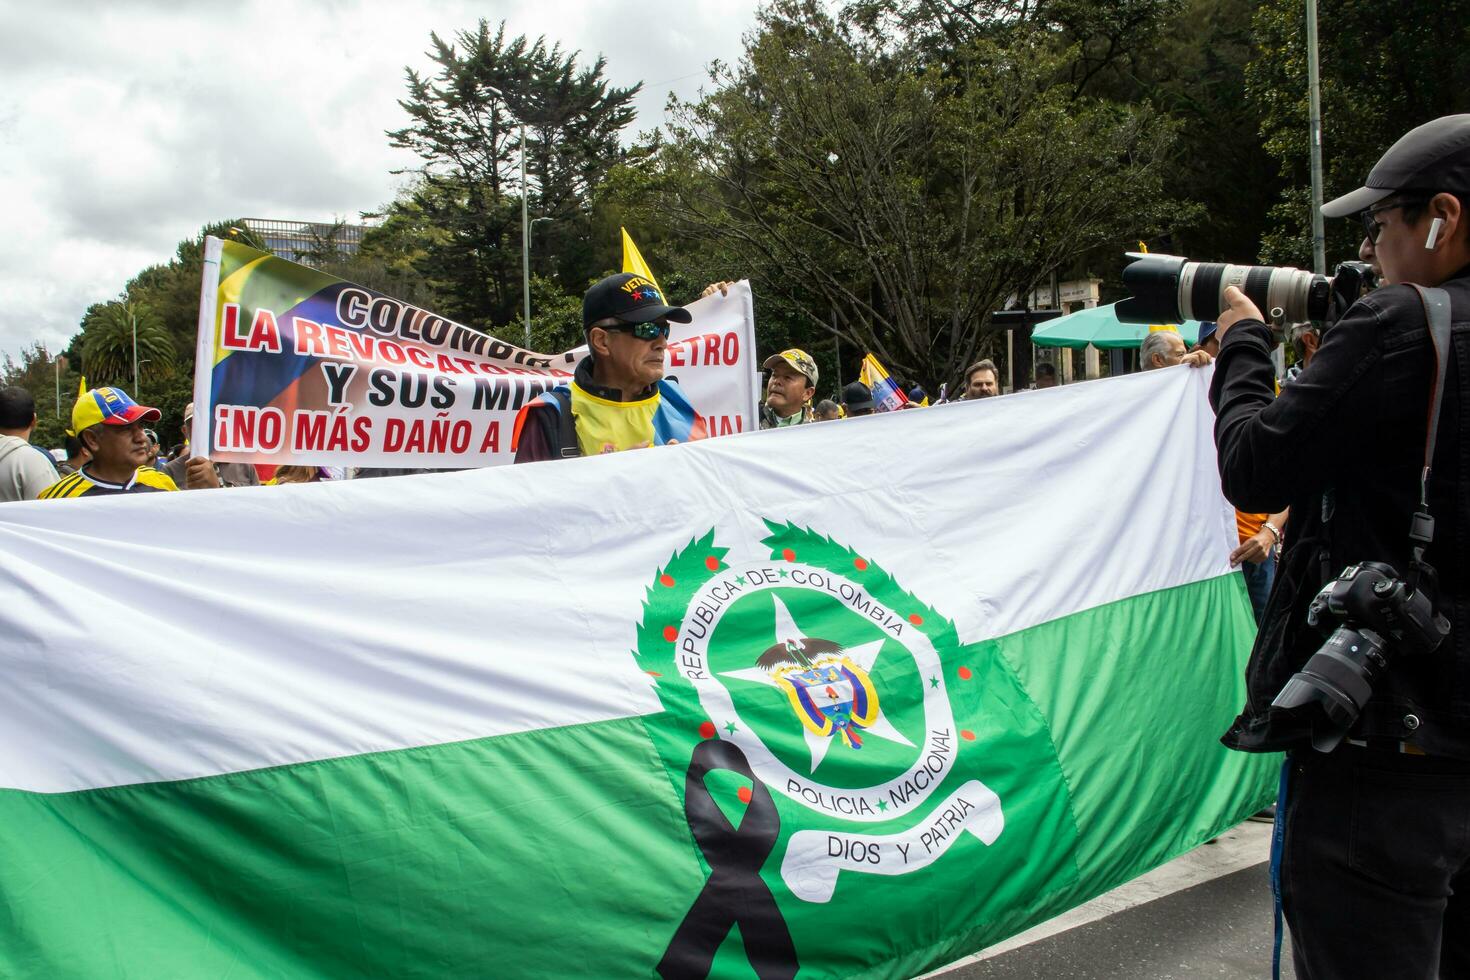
387, 21, 640, 330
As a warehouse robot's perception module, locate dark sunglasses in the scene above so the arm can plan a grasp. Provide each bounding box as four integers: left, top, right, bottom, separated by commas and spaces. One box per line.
606, 320, 671, 341
1359, 197, 1428, 243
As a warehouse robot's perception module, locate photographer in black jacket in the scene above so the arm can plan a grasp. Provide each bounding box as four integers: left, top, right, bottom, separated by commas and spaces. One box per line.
1210, 115, 1470, 978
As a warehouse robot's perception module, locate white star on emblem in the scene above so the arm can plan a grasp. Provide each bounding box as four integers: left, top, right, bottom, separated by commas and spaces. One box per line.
720, 596, 914, 773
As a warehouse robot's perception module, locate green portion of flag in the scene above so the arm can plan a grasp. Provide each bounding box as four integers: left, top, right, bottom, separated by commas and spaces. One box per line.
0, 717, 706, 979
998, 571, 1279, 903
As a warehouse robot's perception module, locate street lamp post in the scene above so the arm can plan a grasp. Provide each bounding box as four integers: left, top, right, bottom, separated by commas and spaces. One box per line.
131, 306, 139, 395
520, 122, 531, 349
1306, 0, 1326, 274
486, 85, 533, 349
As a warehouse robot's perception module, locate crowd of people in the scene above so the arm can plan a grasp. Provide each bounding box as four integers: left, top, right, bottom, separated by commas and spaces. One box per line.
4, 113, 1470, 978
0, 269, 1265, 585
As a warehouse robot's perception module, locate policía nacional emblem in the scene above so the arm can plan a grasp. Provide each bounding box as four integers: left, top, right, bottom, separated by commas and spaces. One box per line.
640, 523, 1082, 977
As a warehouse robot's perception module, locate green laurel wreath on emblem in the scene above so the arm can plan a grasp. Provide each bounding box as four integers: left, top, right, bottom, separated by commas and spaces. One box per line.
635, 521, 980, 791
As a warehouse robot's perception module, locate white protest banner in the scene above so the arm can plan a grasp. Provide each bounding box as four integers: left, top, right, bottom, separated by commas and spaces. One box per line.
191, 237, 758, 468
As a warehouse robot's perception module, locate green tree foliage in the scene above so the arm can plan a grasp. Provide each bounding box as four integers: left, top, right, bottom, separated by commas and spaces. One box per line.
852, 0, 1281, 265
79, 301, 175, 390
1249, 0, 1470, 266
0, 343, 82, 450
386, 20, 639, 330
619, 0, 1179, 391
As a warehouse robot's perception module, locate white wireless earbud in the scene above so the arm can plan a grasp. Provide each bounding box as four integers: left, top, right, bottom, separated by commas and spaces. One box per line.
1426, 217, 1445, 250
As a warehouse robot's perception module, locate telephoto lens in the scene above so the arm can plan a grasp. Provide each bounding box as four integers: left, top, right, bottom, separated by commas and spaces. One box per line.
1116, 253, 1333, 326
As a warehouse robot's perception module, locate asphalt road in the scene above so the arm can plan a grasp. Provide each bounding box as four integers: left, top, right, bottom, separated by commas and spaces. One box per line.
928, 821, 1294, 980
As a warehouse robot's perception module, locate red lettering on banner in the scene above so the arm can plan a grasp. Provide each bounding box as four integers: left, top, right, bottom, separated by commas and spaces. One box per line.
213, 405, 286, 453
344, 331, 372, 361
403, 418, 425, 453
449, 420, 472, 453
326, 413, 353, 451
479, 421, 500, 453
242, 309, 281, 353
407, 346, 435, 370
352, 417, 372, 452
324, 323, 351, 359
220, 304, 250, 350
666, 332, 741, 368
294, 410, 328, 451
426, 416, 450, 454
294, 317, 325, 355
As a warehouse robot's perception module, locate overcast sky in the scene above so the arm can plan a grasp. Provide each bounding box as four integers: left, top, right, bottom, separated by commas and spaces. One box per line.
0, 0, 761, 363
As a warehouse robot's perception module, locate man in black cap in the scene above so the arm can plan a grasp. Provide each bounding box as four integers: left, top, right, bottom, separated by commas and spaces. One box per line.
1210, 115, 1470, 978
512, 273, 704, 463
840, 381, 875, 418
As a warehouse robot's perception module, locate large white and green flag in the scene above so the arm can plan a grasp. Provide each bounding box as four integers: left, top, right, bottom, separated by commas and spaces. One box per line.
0, 366, 1275, 978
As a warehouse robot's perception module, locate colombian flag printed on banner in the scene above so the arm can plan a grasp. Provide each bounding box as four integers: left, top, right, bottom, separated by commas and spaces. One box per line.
859, 353, 910, 413
190, 238, 759, 469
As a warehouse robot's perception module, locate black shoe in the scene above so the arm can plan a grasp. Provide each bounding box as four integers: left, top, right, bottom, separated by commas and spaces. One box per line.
1247, 805, 1277, 823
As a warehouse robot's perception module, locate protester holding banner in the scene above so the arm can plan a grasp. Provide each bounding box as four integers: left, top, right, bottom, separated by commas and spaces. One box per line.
162, 404, 258, 489
39, 388, 194, 498
758, 348, 819, 428
512, 274, 706, 463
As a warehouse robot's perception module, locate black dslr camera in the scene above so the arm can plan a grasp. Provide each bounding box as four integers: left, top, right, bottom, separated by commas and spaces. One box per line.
1272, 561, 1450, 752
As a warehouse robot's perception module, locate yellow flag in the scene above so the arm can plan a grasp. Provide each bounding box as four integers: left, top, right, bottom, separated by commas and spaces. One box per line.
621, 228, 662, 295
66, 377, 89, 436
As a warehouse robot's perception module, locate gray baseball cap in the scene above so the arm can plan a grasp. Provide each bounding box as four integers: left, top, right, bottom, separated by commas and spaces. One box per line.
1322, 114, 1470, 218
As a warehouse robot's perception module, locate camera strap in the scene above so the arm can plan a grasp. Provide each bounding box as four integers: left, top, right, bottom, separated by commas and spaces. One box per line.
1406, 285, 1453, 589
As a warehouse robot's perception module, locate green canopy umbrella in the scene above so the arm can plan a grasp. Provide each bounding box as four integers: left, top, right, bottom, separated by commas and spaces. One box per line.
1030, 303, 1203, 350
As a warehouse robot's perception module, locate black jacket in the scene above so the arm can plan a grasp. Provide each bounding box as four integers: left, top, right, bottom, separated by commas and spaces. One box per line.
1209, 270, 1470, 758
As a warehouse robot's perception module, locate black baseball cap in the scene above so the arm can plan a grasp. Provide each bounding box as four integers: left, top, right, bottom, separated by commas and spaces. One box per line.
1322, 114, 1470, 218
841, 381, 874, 411
582, 273, 692, 331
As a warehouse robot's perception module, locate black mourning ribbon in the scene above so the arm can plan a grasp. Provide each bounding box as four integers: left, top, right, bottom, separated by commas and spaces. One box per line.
657, 739, 799, 980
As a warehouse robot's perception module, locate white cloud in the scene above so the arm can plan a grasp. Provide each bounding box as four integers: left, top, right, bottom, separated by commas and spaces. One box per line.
0, 0, 758, 363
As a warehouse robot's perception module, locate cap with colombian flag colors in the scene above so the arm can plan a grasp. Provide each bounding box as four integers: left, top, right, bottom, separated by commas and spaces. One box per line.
72, 387, 162, 434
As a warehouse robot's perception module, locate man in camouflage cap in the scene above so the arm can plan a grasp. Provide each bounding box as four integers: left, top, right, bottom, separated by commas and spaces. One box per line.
759, 348, 819, 429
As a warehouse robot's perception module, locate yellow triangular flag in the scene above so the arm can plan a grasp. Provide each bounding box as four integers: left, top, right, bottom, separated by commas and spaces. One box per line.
621, 227, 662, 295
66, 377, 89, 436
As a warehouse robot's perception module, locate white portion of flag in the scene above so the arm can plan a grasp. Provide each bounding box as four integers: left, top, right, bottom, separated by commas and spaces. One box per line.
0, 366, 1234, 793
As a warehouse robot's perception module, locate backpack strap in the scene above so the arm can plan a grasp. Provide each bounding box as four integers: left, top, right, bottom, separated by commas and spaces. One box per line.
31, 444, 59, 475
511, 387, 580, 459
546, 388, 580, 458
